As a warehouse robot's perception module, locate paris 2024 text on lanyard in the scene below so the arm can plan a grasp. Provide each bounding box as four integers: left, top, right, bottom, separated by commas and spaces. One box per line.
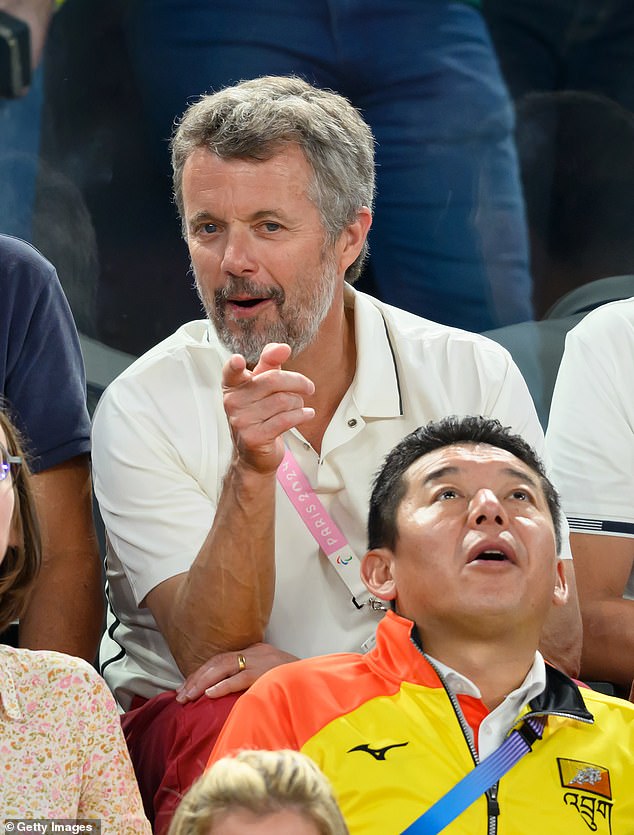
277, 445, 386, 653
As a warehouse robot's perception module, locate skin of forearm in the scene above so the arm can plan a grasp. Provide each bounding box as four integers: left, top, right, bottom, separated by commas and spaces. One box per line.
166, 461, 277, 676
579, 599, 634, 690
19, 459, 104, 661
18, 542, 104, 660
537, 562, 582, 678
538, 607, 582, 679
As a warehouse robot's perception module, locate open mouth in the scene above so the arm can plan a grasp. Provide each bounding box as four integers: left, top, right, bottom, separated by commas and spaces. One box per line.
231, 298, 267, 308
468, 548, 515, 565
225, 296, 274, 315
475, 550, 507, 561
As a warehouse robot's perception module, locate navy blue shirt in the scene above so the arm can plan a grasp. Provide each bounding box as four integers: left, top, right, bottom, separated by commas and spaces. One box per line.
0, 235, 90, 472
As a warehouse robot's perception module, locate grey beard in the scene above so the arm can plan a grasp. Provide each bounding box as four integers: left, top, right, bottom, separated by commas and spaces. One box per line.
213, 315, 301, 367
196, 266, 337, 367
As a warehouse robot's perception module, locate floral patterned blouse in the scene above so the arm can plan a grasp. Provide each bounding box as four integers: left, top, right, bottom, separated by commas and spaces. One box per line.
0, 646, 151, 833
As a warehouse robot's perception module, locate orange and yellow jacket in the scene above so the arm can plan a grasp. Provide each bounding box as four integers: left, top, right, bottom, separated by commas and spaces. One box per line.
210, 611, 634, 834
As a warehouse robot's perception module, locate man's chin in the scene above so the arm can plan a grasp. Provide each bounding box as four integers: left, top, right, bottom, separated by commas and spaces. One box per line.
214, 328, 281, 367
212, 319, 316, 365
223, 340, 266, 368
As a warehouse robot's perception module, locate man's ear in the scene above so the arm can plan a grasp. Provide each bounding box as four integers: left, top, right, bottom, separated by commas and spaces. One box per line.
552, 559, 569, 608
336, 207, 372, 274
361, 548, 397, 602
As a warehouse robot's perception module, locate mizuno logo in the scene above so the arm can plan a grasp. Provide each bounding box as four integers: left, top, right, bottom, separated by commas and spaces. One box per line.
347, 741, 409, 761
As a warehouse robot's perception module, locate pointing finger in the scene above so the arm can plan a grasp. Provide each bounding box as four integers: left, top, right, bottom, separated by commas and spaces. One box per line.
222, 353, 250, 389
252, 343, 292, 376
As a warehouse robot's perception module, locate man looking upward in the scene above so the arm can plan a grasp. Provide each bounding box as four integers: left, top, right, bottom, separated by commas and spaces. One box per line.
210, 416, 634, 834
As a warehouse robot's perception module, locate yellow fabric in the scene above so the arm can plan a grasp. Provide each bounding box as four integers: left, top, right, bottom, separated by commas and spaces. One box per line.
212, 612, 634, 834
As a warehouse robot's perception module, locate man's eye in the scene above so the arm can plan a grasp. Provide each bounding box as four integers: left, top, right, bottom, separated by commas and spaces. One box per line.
510, 490, 530, 501
202, 223, 218, 234
262, 222, 281, 232
437, 489, 458, 501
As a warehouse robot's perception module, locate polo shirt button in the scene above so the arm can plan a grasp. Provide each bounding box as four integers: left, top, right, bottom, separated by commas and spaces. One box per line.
347, 418, 357, 428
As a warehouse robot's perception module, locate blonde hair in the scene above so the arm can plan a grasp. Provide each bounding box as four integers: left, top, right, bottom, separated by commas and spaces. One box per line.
168, 749, 348, 835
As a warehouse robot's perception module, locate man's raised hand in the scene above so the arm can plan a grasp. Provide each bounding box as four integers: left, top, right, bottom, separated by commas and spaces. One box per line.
222, 342, 315, 474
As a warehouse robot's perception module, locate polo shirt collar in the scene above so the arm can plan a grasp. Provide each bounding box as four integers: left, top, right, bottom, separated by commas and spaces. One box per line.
203, 285, 403, 419
345, 285, 402, 418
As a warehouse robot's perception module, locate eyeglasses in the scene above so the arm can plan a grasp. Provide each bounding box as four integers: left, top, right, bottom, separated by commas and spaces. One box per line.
0, 444, 21, 482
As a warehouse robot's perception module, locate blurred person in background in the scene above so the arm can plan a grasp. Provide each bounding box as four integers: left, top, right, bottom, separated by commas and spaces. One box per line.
484, 91, 634, 427
0, 234, 103, 660
123, 0, 533, 333
547, 297, 634, 697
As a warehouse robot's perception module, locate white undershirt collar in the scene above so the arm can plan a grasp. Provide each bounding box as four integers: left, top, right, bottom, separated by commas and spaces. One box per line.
427, 651, 546, 760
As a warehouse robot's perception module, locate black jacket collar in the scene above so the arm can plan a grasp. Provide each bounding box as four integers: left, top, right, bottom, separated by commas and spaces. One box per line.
528, 663, 594, 723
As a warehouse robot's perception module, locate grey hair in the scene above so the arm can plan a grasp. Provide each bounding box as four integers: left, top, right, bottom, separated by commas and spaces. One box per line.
170, 75, 375, 282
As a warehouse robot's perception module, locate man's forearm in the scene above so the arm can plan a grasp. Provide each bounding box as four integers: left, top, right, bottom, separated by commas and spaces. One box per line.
579, 598, 634, 690
539, 561, 582, 678
149, 461, 278, 677
20, 458, 104, 661
18, 542, 104, 660
145, 343, 315, 677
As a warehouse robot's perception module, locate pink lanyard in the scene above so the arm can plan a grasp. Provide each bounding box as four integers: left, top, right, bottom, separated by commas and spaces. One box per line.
277, 446, 385, 610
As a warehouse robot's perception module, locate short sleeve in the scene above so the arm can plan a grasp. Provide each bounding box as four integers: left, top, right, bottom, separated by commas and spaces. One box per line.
0, 236, 90, 472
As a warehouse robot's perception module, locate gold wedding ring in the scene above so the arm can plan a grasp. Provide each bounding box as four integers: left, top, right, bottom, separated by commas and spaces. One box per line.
237, 653, 247, 673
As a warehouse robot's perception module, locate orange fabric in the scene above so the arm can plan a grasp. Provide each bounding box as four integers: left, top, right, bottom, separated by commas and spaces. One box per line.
210, 612, 446, 763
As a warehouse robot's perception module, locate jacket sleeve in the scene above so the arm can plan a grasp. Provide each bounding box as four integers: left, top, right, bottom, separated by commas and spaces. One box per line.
209, 676, 303, 765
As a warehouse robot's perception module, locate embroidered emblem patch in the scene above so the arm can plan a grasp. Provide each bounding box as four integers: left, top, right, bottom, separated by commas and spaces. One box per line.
558, 759, 612, 798
558, 758, 613, 833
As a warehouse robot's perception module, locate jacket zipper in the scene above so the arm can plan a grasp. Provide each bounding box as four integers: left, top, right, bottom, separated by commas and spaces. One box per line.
409, 640, 595, 833
420, 649, 498, 834
487, 781, 500, 835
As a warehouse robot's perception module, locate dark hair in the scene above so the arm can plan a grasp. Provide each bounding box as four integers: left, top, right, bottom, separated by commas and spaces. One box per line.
368, 415, 561, 553
0, 409, 42, 633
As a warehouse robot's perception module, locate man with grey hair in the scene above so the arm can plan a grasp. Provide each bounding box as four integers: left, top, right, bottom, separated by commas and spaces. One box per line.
92, 76, 580, 830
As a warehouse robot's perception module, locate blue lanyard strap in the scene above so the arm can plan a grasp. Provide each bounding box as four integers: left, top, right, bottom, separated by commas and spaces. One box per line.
401, 716, 545, 835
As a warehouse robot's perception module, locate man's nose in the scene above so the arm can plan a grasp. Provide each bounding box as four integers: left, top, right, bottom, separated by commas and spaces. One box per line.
468, 489, 506, 527
221, 227, 256, 274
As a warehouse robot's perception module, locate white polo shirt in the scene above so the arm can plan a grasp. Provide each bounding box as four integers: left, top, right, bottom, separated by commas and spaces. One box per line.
547, 297, 634, 603
93, 287, 556, 708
